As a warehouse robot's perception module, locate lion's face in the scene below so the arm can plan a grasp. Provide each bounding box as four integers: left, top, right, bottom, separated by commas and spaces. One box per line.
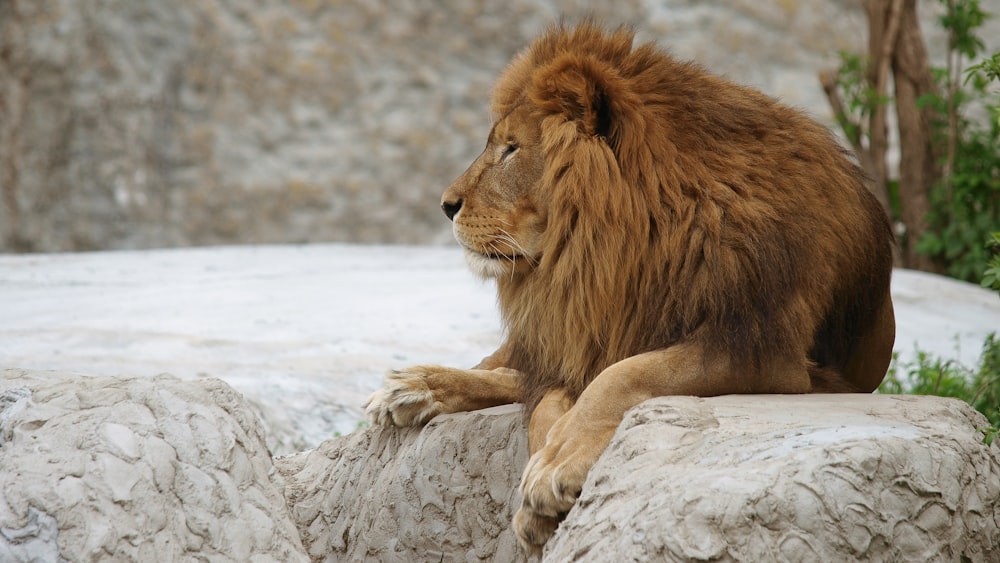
441, 104, 546, 279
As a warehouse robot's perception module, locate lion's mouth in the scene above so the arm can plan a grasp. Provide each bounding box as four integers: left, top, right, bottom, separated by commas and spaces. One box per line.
462, 245, 539, 278
483, 251, 525, 261
460, 243, 529, 262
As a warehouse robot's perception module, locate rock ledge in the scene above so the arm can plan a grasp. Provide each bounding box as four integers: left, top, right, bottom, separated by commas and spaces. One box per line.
3, 369, 998, 562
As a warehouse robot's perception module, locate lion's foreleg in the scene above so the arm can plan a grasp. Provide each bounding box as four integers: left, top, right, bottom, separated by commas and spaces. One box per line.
511, 387, 576, 555
527, 388, 575, 455
513, 342, 775, 551
365, 365, 522, 427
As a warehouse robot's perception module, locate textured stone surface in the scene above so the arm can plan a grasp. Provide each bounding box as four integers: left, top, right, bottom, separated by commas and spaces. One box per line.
548, 394, 1000, 561
275, 405, 528, 562
0, 369, 307, 562
2, 367, 997, 562
0, 0, 902, 252
288, 394, 1000, 562
3, 1, 1000, 253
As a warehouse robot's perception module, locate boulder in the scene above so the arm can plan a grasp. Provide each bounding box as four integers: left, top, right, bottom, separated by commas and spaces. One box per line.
547, 394, 1000, 561
0, 369, 307, 562
275, 405, 528, 562
280, 394, 1000, 562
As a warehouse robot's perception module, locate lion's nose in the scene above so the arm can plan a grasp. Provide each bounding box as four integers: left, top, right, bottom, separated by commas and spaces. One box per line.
441, 199, 463, 221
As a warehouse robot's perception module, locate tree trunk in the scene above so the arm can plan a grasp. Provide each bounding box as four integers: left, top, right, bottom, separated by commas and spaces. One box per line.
861, 0, 902, 220
892, 0, 944, 273
823, 0, 948, 272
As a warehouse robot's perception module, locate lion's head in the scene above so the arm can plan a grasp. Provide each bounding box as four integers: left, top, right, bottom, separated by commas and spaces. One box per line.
441, 103, 546, 279
442, 25, 648, 282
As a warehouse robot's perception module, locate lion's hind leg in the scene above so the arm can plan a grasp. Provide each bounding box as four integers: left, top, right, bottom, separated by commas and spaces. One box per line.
365, 365, 522, 426
841, 291, 895, 393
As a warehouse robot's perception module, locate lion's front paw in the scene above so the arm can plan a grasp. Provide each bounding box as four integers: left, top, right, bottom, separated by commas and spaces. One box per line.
364, 367, 442, 427
512, 504, 561, 557
517, 442, 589, 517
513, 448, 588, 551
513, 415, 615, 550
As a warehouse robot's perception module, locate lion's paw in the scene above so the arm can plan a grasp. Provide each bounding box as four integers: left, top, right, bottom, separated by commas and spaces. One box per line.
513, 449, 584, 552
512, 504, 561, 557
513, 415, 615, 550
518, 443, 589, 518
364, 367, 442, 427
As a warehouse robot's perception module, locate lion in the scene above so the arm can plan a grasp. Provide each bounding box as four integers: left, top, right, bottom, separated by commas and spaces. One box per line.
365, 22, 895, 553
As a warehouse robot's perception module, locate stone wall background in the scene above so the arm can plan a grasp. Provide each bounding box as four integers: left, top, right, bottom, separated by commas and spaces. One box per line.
1, 0, 996, 252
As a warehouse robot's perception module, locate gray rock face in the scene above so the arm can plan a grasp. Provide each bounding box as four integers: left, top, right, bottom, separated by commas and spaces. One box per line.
547, 395, 1000, 562
0, 369, 307, 562
275, 405, 528, 562
284, 394, 1000, 562
1, 0, 883, 252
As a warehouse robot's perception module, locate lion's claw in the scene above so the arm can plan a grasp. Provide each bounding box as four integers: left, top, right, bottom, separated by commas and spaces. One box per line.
364, 368, 441, 426
519, 449, 586, 515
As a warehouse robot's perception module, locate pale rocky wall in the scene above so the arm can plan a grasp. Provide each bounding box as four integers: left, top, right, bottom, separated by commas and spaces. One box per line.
0, 0, 889, 252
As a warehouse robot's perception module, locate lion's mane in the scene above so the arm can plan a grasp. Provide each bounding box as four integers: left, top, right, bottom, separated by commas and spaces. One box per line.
489, 24, 895, 409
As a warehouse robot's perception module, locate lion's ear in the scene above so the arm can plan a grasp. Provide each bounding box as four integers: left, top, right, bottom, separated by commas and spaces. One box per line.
530, 54, 633, 141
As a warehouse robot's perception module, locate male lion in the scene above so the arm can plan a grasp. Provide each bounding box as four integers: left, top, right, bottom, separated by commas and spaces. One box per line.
366, 23, 895, 553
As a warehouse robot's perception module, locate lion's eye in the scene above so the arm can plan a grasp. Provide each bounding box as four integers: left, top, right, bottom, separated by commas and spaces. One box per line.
501, 143, 519, 161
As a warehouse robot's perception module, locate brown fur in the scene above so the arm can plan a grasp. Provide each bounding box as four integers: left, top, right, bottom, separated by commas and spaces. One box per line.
487, 24, 895, 409
366, 22, 896, 553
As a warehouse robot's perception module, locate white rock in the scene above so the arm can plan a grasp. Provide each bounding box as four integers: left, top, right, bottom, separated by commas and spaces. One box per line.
2, 367, 997, 561
281, 394, 1000, 562
0, 369, 308, 562
547, 394, 1000, 561
276, 405, 528, 562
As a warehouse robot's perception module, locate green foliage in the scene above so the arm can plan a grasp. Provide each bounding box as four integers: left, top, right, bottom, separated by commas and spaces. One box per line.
983, 232, 1000, 290
966, 51, 1000, 88
881, 334, 1000, 444
982, 420, 999, 446
832, 51, 891, 142
940, 0, 988, 59
916, 111, 1000, 282
914, 0, 1000, 283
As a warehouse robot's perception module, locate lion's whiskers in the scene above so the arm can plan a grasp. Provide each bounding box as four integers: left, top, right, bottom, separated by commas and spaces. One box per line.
496, 229, 537, 267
